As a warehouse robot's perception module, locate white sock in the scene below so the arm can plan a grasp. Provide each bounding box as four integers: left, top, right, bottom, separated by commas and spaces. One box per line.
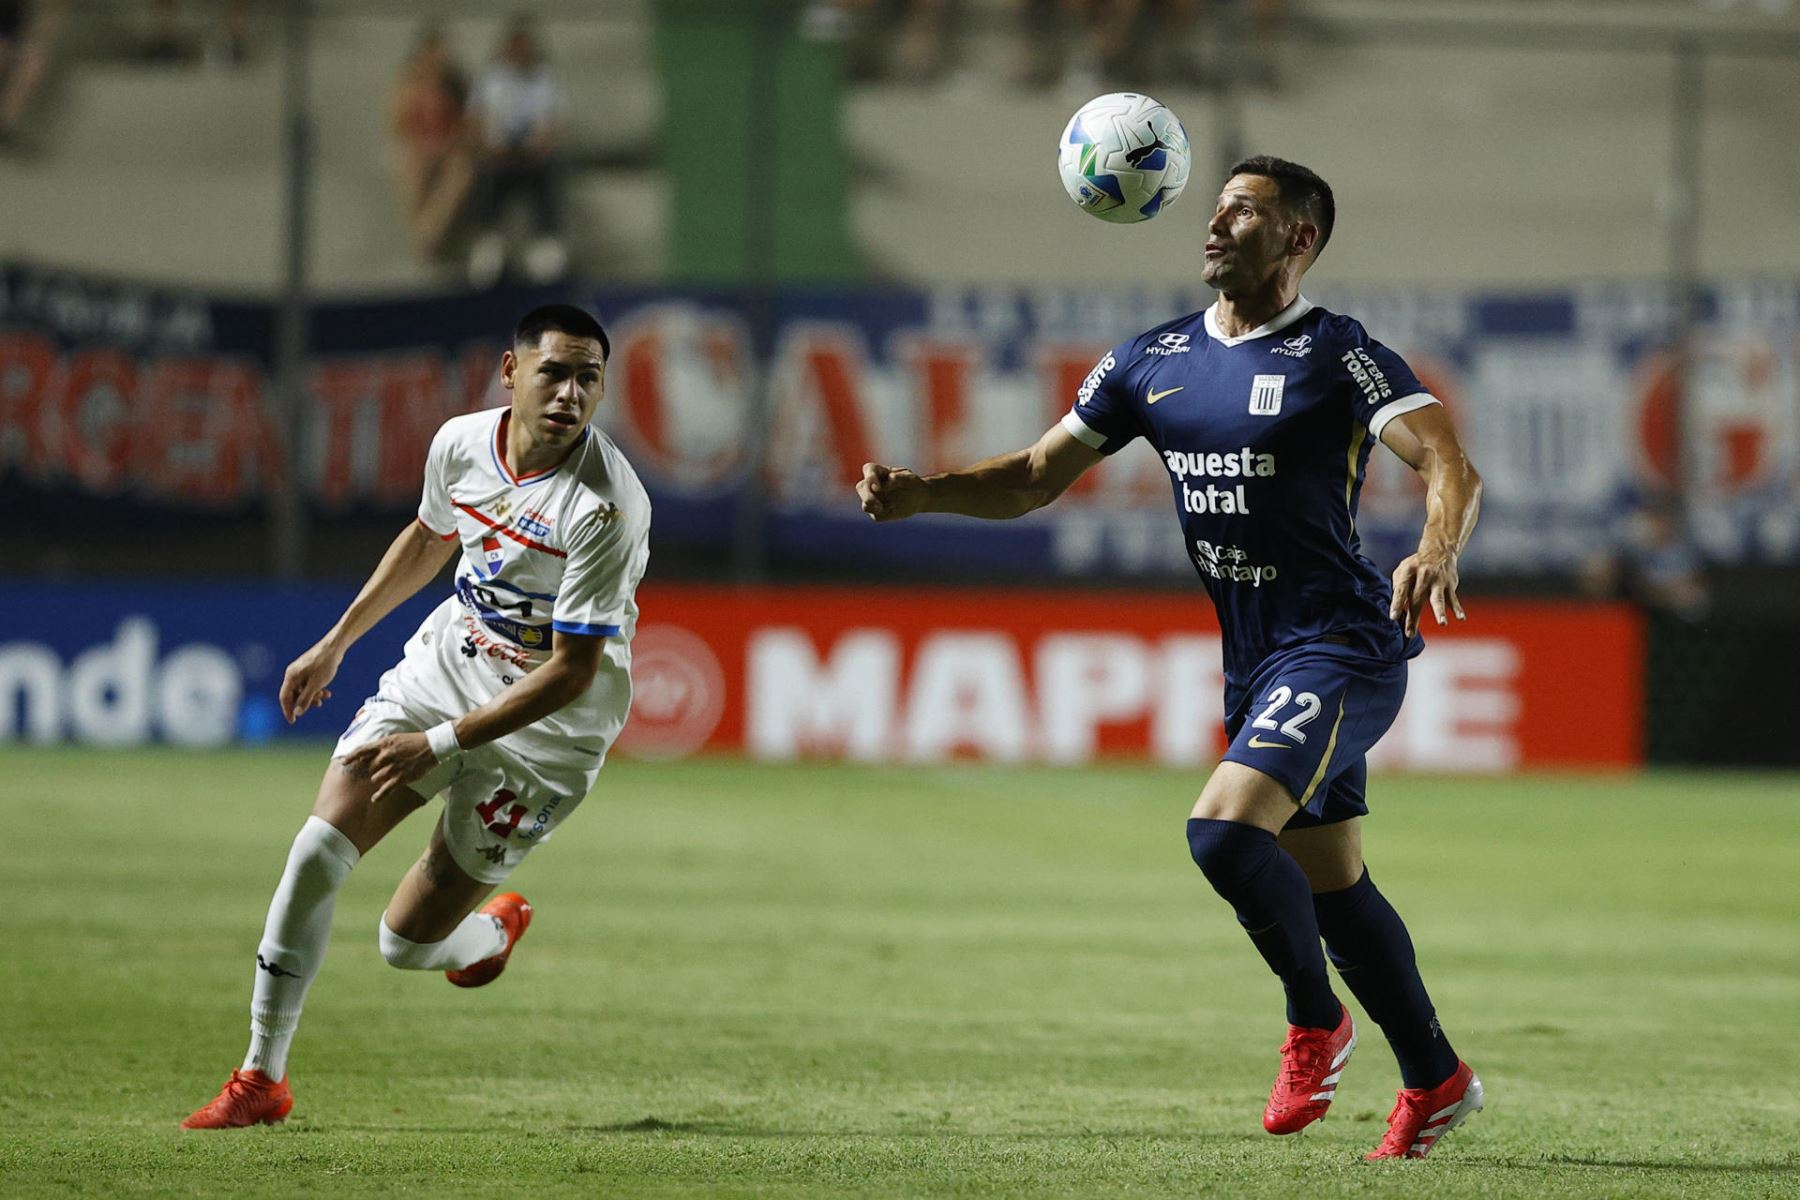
242, 816, 360, 1080
377, 912, 507, 971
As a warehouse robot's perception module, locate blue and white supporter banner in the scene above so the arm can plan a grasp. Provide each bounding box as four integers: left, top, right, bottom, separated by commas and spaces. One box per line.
4, 261, 1797, 577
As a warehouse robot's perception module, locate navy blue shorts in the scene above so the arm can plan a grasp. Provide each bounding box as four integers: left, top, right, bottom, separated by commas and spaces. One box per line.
1219, 640, 1408, 829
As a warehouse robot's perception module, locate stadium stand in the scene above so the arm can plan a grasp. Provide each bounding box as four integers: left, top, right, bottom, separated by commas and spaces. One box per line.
0, 4, 666, 290
0, 1, 1796, 291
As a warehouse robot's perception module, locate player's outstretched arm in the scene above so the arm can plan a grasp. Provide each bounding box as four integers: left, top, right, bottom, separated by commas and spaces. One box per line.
279, 520, 458, 724
857, 422, 1104, 522
345, 629, 605, 804
1380, 405, 1483, 637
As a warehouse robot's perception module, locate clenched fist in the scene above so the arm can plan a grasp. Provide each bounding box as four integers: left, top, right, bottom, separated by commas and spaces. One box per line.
857, 462, 929, 522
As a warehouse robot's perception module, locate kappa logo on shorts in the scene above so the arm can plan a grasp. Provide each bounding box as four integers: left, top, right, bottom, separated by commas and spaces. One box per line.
477, 844, 508, 864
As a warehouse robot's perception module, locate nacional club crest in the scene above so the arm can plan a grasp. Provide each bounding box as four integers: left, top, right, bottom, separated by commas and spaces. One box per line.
480, 534, 505, 577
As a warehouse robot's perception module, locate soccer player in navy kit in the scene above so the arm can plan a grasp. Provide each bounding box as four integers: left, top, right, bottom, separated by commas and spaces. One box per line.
857, 157, 1486, 1161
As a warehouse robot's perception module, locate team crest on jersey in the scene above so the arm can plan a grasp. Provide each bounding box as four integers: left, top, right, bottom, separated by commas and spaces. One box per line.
1271, 334, 1312, 359
480, 534, 505, 577
1147, 332, 1192, 357
1249, 374, 1285, 415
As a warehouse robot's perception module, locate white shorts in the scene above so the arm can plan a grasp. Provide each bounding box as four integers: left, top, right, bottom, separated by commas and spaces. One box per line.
333, 695, 596, 885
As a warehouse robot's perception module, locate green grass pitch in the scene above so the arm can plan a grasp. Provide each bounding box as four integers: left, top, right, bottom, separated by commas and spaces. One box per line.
1, 749, 1796, 1198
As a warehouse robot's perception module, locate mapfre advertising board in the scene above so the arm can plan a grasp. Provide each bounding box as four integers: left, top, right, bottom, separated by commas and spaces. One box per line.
1, 583, 1640, 769
622, 588, 1642, 770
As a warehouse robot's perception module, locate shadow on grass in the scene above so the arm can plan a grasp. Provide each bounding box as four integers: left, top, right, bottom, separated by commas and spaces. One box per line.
570, 1126, 1800, 1177
581, 1118, 731, 1134
567, 1119, 1243, 1143
1462, 1154, 1799, 1176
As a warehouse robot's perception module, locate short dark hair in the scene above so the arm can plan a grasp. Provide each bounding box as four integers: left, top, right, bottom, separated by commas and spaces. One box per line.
1227, 155, 1335, 259
514, 304, 610, 361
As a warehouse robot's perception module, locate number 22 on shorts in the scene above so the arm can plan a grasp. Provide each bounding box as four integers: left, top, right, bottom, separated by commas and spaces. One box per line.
1251, 686, 1323, 744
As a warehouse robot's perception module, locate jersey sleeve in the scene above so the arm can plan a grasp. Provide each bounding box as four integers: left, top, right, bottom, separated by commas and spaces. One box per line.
551, 500, 650, 638
1336, 324, 1440, 439
1059, 339, 1143, 455
416, 423, 458, 539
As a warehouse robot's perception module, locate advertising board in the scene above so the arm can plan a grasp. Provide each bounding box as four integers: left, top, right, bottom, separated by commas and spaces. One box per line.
0, 582, 1640, 770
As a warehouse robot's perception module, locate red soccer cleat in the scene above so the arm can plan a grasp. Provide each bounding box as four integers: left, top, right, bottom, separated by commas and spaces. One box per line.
180, 1069, 293, 1130
1366, 1060, 1485, 1160
444, 892, 532, 988
1263, 1002, 1356, 1134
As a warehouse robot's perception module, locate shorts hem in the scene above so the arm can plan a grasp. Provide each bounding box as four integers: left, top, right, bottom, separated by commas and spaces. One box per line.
1217, 752, 1307, 809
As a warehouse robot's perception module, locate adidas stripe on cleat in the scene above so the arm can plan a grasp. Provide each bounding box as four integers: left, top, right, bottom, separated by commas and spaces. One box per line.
1366, 1060, 1484, 1160
1263, 1002, 1356, 1135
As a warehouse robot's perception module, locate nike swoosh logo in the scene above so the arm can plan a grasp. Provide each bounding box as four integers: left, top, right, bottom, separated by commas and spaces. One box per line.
1246, 736, 1291, 749
1146, 386, 1184, 405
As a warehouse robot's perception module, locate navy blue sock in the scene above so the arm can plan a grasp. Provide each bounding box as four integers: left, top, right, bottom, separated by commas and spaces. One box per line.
1186, 818, 1341, 1030
1312, 869, 1459, 1089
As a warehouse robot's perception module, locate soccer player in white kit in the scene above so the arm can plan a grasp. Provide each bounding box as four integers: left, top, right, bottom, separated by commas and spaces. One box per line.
183, 305, 650, 1129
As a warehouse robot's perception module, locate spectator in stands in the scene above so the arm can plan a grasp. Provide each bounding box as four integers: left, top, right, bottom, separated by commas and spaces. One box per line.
1012, 0, 1143, 91
804, 0, 869, 44
1010, 0, 1284, 91
1162, 0, 1286, 90
467, 16, 568, 288
1581, 494, 1710, 621
144, 0, 251, 67
894, 0, 954, 79
0, 0, 67, 144
389, 23, 476, 263
844, 0, 955, 83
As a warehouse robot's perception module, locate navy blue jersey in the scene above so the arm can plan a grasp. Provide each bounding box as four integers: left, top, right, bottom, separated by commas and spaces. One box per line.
1063, 297, 1438, 683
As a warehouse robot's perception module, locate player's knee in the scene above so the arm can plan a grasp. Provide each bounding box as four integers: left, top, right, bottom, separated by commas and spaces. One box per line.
1186, 817, 1276, 891
283, 815, 361, 888
378, 916, 438, 970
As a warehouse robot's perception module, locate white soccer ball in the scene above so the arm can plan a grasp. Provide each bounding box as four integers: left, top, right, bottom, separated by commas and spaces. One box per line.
1057, 92, 1192, 224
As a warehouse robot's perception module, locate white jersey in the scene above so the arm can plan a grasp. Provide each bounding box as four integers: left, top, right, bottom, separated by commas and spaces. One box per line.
399, 406, 650, 770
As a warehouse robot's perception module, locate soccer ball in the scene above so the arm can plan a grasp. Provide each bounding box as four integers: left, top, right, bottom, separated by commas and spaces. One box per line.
1057, 93, 1192, 224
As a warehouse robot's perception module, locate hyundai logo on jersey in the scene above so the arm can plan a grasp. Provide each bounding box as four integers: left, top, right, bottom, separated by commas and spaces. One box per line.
480, 535, 505, 577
